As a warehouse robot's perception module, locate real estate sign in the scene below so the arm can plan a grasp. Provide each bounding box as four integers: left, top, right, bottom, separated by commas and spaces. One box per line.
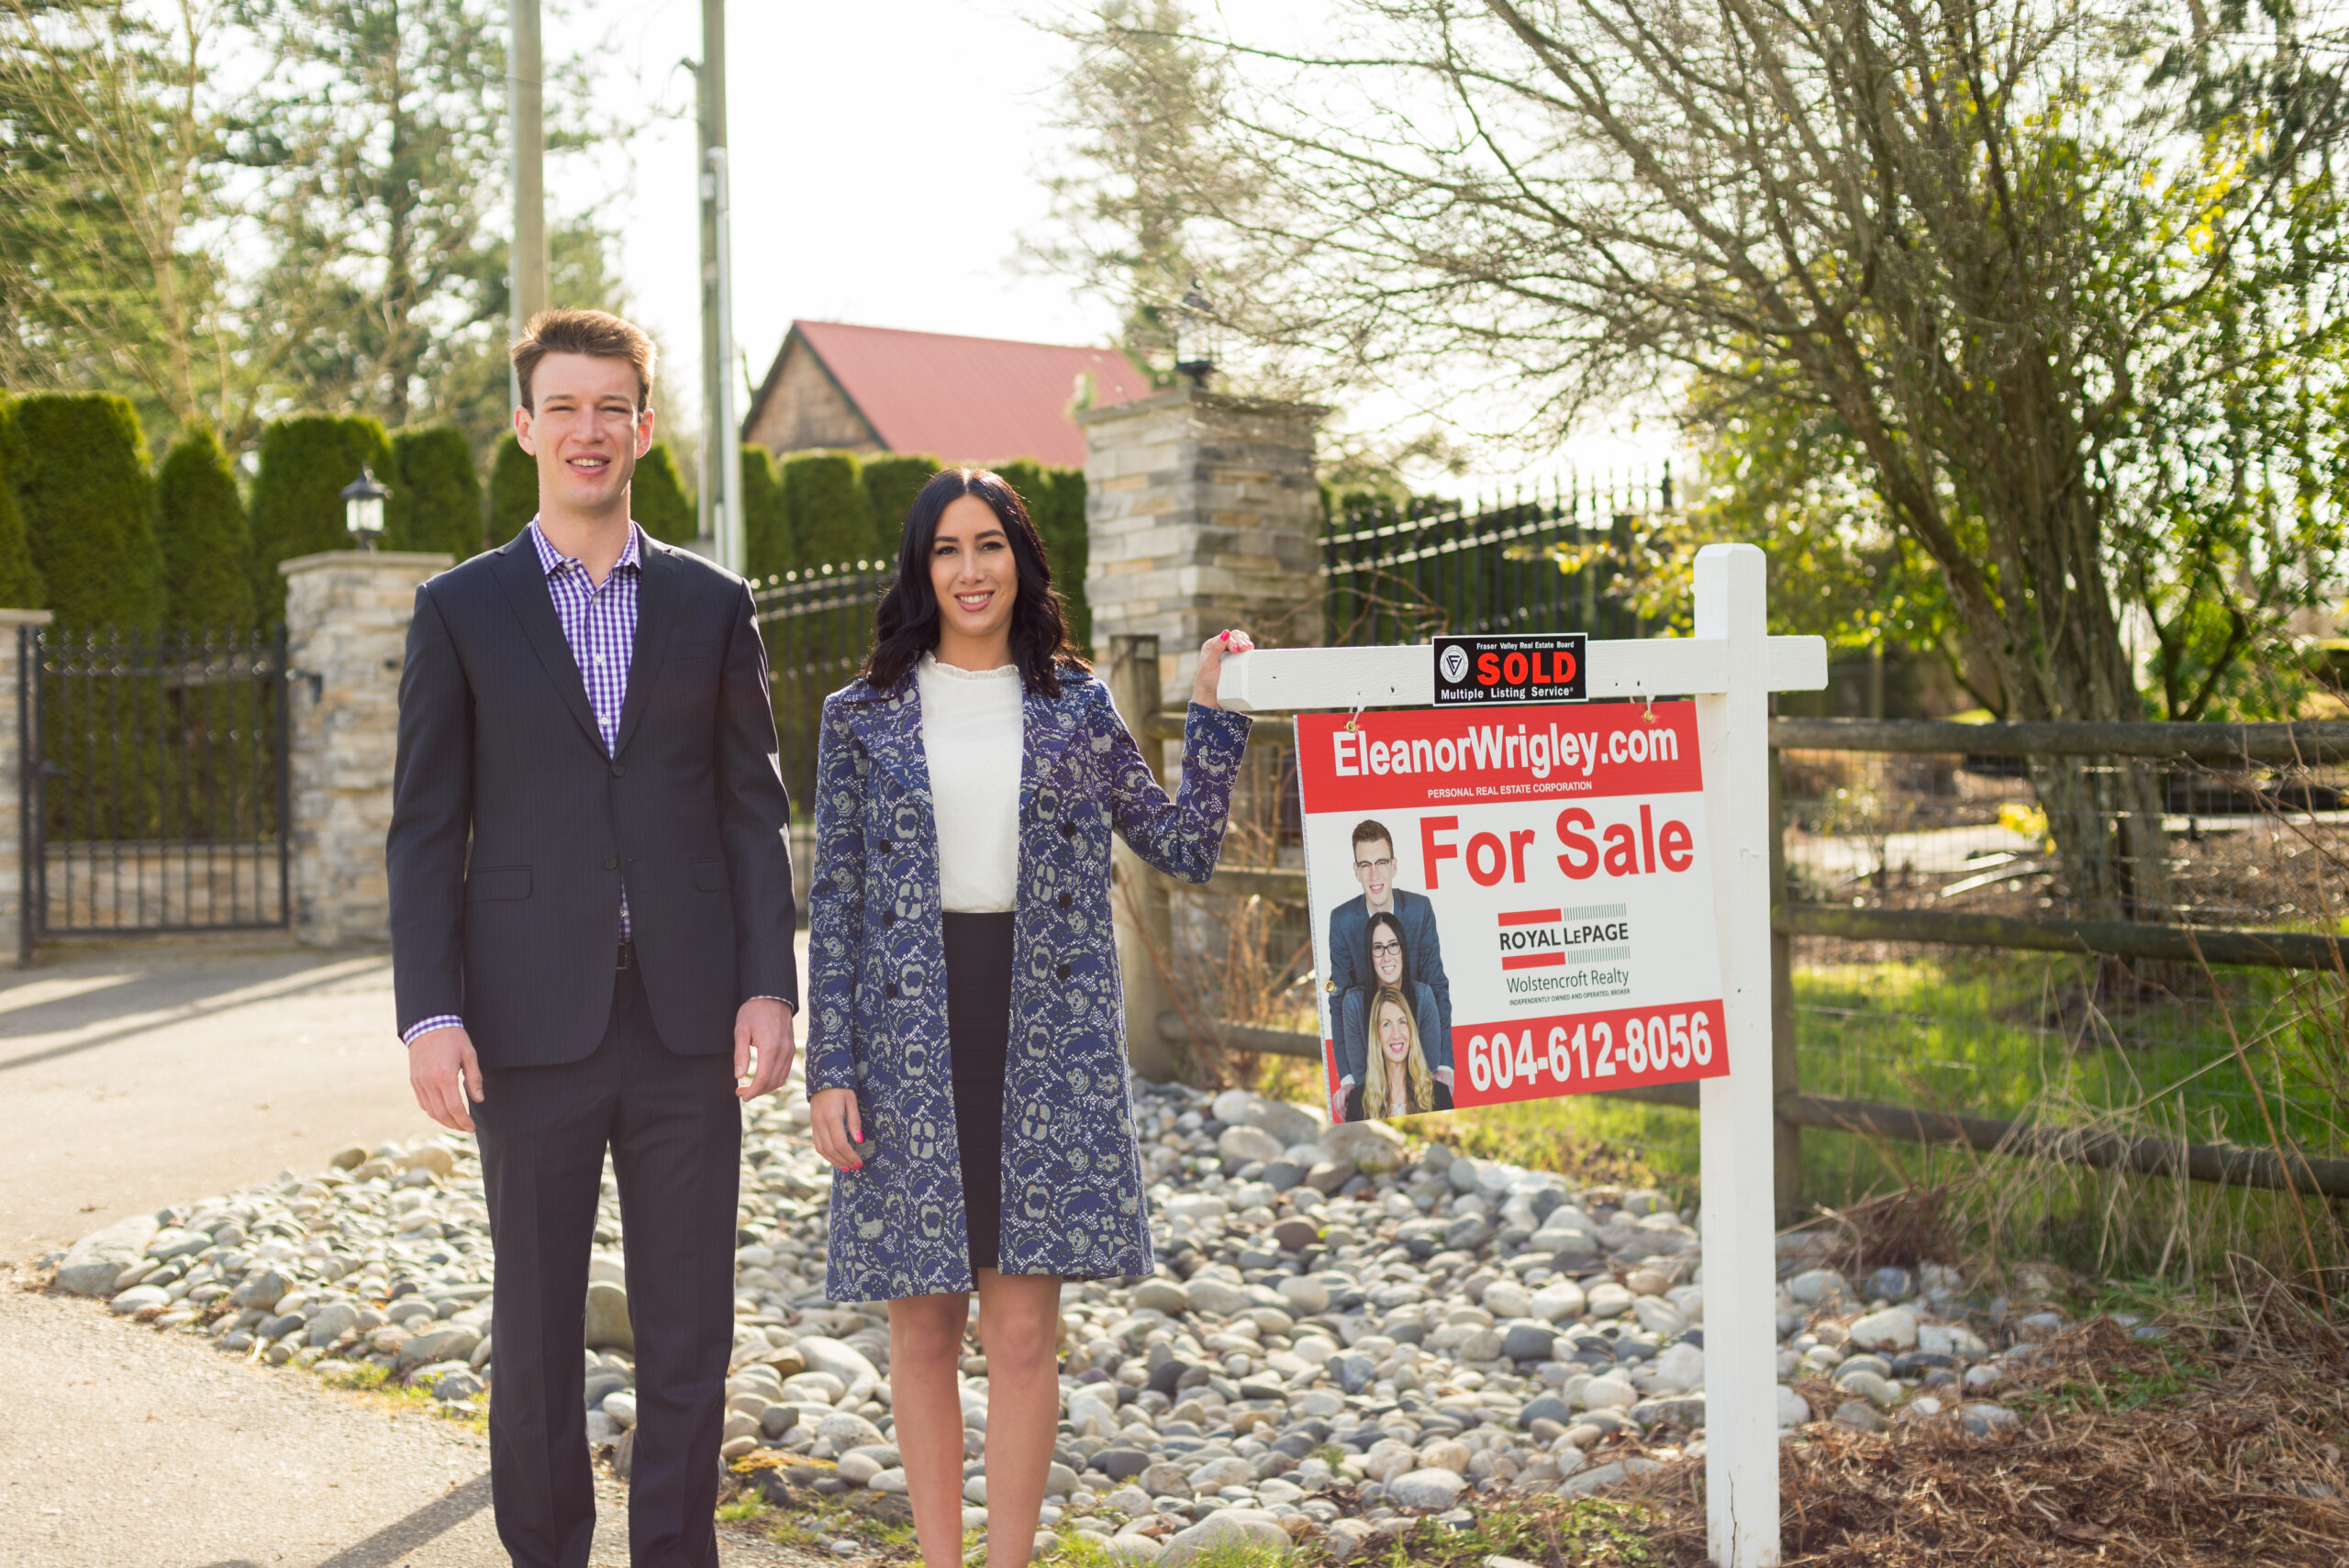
1297, 699, 1730, 1121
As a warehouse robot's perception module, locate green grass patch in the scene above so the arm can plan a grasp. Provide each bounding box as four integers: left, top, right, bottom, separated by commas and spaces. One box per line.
1371, 1496, 1665, 1567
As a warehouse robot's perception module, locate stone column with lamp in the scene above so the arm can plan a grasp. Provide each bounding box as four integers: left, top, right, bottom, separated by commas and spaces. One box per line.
281, 467, 449, 945
1080, 384, 1326, 1079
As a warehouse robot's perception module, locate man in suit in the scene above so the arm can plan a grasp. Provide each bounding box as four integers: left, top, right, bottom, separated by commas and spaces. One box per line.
1325, 818, 1451, 1120
388, 308, 798, 1568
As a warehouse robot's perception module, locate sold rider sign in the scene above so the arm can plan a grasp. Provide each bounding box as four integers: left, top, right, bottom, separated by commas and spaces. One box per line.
1297, 700, 1729, 1123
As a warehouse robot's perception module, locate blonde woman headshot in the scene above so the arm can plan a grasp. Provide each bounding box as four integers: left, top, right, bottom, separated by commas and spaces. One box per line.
1353, 984, 1451, 1120
799, 467, 1253, 1568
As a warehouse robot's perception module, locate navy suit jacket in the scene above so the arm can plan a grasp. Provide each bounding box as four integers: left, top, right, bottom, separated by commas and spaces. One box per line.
1326, 886, 1451, 1084
386, 529, 799, 1066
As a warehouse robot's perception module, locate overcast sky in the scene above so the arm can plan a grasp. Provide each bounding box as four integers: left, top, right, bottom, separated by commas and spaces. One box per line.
565, 0, 1675, 489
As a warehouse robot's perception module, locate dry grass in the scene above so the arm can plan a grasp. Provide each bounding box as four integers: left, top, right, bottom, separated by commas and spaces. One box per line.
1591, 1313, 2349, 1567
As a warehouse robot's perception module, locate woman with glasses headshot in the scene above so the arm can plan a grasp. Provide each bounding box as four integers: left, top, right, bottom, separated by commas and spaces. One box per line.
1336, 909, 1452, 1120
799, 467, 1252, 1568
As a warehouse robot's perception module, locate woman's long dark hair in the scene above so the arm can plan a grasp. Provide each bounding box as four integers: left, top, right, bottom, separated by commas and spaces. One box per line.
861, 468, 1085, 695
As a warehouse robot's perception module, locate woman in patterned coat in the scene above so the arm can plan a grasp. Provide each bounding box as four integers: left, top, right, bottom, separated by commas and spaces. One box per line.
801, 467, 1252, 1568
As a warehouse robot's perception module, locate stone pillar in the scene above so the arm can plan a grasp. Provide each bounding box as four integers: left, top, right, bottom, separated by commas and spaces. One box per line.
281, 551, 451, 947
1079, 385, 1328, 710
0, 608, 54, 964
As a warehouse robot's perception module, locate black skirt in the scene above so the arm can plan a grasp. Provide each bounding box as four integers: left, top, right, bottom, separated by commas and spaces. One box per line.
943, 911, 1015, 1274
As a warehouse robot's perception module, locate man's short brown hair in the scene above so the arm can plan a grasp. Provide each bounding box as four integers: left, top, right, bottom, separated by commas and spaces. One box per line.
510, 308, 657, 412
1351, 819, 1394, 855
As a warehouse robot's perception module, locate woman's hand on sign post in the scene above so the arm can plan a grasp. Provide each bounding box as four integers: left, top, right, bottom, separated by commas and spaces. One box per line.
1329, 1084, 1349, 1125
809, 1086, 865, 1171
1193, 630, 1254, 711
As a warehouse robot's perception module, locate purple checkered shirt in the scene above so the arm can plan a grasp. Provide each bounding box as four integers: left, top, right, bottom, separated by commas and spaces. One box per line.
404, 519, 782, 1047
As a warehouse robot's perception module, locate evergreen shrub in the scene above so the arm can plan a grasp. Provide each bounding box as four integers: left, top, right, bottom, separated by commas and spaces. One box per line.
784, 450, 873, 567
996, 460, 1091, 652
249, 414, 392, 621
14, 393, 163, 629
858, 452, 942, 561
632, 440, 695, 544
0, 400, 47, 610
387, 425, 483, 560
741, 445, 790, 581
154, 427, 255, 630
488, 435, 536, 542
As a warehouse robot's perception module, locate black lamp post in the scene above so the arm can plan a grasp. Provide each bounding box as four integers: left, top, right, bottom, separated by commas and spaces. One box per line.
340, 465, 390, 550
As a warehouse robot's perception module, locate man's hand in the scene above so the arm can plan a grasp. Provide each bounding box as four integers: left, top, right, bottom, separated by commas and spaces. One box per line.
734, 998, 796, 1101
408, 1026, 483, 1132
809, 1086, 865, 1171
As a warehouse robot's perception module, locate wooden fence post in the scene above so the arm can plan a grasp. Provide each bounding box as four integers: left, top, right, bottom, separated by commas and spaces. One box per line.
1108, 635, 1179, 1081
1770, 743, 1803, 1222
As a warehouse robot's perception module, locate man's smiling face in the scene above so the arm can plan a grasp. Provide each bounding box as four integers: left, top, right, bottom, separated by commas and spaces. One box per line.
517, 350, 652, 519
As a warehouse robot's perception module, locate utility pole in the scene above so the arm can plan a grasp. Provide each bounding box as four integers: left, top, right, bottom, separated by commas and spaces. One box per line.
507, 0, 547, 410
694, 0, 744, 573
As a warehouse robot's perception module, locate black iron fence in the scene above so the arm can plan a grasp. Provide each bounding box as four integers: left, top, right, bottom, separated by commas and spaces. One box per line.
22, 626, 290, 948
1322, 473, 1673, 646
754, 562, 893, 811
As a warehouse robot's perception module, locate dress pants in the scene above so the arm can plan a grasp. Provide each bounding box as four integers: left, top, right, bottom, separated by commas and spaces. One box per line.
473, 961, 741, 1568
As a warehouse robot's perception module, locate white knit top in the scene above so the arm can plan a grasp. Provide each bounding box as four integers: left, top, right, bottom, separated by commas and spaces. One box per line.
915, 653, 1024, 913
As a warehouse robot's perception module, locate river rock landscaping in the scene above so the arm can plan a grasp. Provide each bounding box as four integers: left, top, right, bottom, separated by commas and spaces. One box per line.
43, 1073, 2223, 1562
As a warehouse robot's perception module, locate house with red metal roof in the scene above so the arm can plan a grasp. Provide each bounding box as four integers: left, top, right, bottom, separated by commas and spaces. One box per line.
742, 320, 1155, 469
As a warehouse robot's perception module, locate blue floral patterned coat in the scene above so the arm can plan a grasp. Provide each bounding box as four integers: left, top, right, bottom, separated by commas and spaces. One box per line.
804, 664, 1251, 1300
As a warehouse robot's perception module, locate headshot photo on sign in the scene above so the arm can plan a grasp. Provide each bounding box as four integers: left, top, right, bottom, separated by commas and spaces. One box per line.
1320, 817, 1451, 1124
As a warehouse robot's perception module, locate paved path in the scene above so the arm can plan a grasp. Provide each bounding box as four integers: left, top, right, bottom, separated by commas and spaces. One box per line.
0, 1279, 809, 1567
0, 934, 820, 1567
0, 935, 440, 1264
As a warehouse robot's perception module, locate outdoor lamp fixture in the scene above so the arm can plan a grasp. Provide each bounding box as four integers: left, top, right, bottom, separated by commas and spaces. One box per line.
341, 465, 390, 550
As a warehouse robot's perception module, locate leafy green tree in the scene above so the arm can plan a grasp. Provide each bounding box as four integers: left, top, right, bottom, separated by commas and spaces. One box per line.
487, 434, 535, 541
740, 444, 789, 581
249, 414, 391, 621
154, 425, 255, 630
12, 393, 161, 629
387, 424, 482, 560
631, 441, 694, 545
0, 398, 46, 609
0, 0, 235, 445
859, 452, 941, 561
784, 450, 873, 567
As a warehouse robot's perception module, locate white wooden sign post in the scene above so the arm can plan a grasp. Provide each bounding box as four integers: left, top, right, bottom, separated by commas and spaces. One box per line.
1217, 543, 1826, 1568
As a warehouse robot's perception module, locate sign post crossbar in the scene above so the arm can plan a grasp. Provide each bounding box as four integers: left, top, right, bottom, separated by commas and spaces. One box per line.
1215, 543, 1825, 1568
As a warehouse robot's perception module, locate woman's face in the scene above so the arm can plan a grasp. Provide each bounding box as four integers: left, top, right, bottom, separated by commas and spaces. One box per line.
930, 494, 1018, 647
1378, 999, 1412, 1062
1370, 927, 1404, 987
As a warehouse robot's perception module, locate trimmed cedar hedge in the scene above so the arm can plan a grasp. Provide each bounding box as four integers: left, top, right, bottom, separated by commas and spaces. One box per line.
741, 444, 789, 581
859, 452, 942, 561
633, 440, 695, 545
995, 459, 1090, 653
783, 450, 872, 568
488, 435, 537, 543
13, 393, 163, 629
155, 427, 255, 630
387, 424, 484, 560
0, 400, 47, 610
249, 414, 392, 622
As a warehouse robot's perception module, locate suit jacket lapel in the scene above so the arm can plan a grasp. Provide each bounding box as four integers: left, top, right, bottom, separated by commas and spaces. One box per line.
489, 534, 604, 752
612, 537, 680, 758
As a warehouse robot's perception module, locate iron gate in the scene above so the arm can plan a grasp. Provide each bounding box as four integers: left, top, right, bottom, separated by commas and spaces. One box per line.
19, 626, 291, 954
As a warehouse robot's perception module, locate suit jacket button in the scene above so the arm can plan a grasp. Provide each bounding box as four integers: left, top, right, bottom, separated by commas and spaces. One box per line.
610, 762, 625, 777
603, 855, 618, 870
885, 983, 898, 999
883, 910, 896, 926
1060, 821, 1076, 838
1056, 962, 1072, 980
1056, 892, 1072, 909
